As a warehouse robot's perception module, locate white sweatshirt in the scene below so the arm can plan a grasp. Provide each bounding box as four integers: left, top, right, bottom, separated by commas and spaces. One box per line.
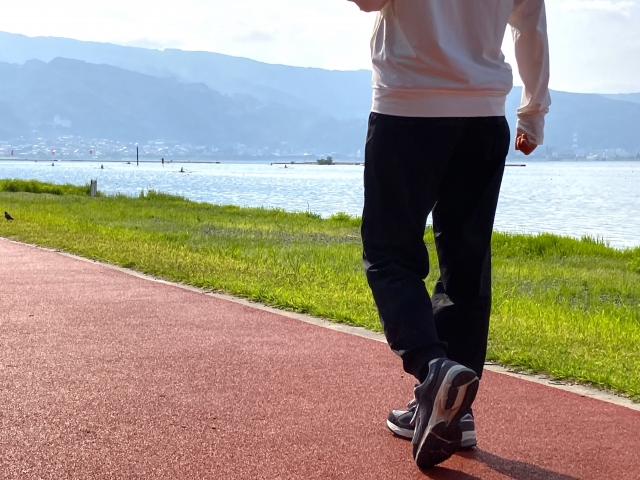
370, 0, 551, 144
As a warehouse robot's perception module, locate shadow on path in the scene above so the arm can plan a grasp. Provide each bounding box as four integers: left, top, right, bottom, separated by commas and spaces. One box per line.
421, 449, 582, 480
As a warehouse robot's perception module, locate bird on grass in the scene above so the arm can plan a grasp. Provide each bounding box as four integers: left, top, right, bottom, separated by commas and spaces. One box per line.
4, 211, 14, 221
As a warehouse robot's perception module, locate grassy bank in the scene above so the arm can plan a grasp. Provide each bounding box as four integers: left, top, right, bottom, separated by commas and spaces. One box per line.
0, 178, 94, 196
1, 181, 639, 400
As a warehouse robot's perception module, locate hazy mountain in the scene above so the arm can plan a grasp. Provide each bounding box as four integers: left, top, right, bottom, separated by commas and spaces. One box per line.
1, 31, 639, 154
601, 93, 640, 105
0, 102, 27, 139
507, 89, 640, 153
0, 31, 371, 121
0, 58, 366, 153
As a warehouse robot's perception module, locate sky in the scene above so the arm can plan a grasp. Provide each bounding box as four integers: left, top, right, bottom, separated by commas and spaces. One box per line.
1, 0, 639, 93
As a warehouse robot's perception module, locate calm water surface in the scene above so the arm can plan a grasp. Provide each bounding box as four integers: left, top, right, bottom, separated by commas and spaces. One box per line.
1, 159, 639, 248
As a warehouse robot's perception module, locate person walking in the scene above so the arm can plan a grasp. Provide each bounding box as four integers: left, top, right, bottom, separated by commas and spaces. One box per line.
348, 0, 550, 469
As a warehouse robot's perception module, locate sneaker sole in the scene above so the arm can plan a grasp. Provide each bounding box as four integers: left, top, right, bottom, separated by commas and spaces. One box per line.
386, 419, 414, 439
461, 431, 477, 449
386, 419, 477, 446
414, 366, 479, 468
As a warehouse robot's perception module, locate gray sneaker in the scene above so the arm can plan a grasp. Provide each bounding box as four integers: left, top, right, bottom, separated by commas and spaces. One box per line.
387, 398, 477, 448
411, 358, 479, 468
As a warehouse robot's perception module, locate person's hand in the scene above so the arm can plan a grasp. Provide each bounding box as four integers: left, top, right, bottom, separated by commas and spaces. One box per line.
348, 0, 389, 12
515, 131, 537, 156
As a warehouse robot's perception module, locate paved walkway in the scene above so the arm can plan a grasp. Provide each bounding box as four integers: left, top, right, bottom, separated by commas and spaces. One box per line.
1, 237, 638, 479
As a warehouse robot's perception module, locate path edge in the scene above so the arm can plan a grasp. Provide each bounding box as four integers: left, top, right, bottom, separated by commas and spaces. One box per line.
2, 236, 638, 412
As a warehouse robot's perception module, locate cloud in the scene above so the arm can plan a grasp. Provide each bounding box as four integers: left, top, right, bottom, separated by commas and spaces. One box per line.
559, 0, 634, 15
1, 0, 638, 92
544, 0, 640, 92
234, 31, 277, 43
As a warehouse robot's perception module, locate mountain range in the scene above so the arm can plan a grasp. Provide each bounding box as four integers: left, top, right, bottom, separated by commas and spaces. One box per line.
0, 58, 364, 153
1, 31, 639, 156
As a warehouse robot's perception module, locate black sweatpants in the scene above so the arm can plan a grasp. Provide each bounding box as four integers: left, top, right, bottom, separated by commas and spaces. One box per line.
361, 113, 510, 381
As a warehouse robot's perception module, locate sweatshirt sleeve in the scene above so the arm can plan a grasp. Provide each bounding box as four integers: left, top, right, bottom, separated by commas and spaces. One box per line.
508, 0, 551, 145
348, 0, 389, 12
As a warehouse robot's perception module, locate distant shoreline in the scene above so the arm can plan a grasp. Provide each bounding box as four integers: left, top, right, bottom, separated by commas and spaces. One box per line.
1, 157, 639, 164
0, 157, 355, 164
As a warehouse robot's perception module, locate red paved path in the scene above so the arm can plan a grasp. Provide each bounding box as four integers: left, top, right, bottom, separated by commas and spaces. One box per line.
1, 238, 638, 479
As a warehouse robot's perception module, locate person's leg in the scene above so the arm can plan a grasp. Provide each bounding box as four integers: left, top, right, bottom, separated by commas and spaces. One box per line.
382, 116, 508, 465
361, 113, 465, 381
431, 116, 511, 379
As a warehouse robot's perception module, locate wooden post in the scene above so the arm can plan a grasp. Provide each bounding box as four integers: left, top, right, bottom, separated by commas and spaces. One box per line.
89, 179, 97, 197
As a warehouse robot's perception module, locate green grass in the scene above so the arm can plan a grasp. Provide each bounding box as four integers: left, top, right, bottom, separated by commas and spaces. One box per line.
1, 182, 639, 401
0, 178, 94, 196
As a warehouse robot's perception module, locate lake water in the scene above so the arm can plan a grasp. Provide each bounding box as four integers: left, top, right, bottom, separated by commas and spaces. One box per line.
1, 159, 639, 249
